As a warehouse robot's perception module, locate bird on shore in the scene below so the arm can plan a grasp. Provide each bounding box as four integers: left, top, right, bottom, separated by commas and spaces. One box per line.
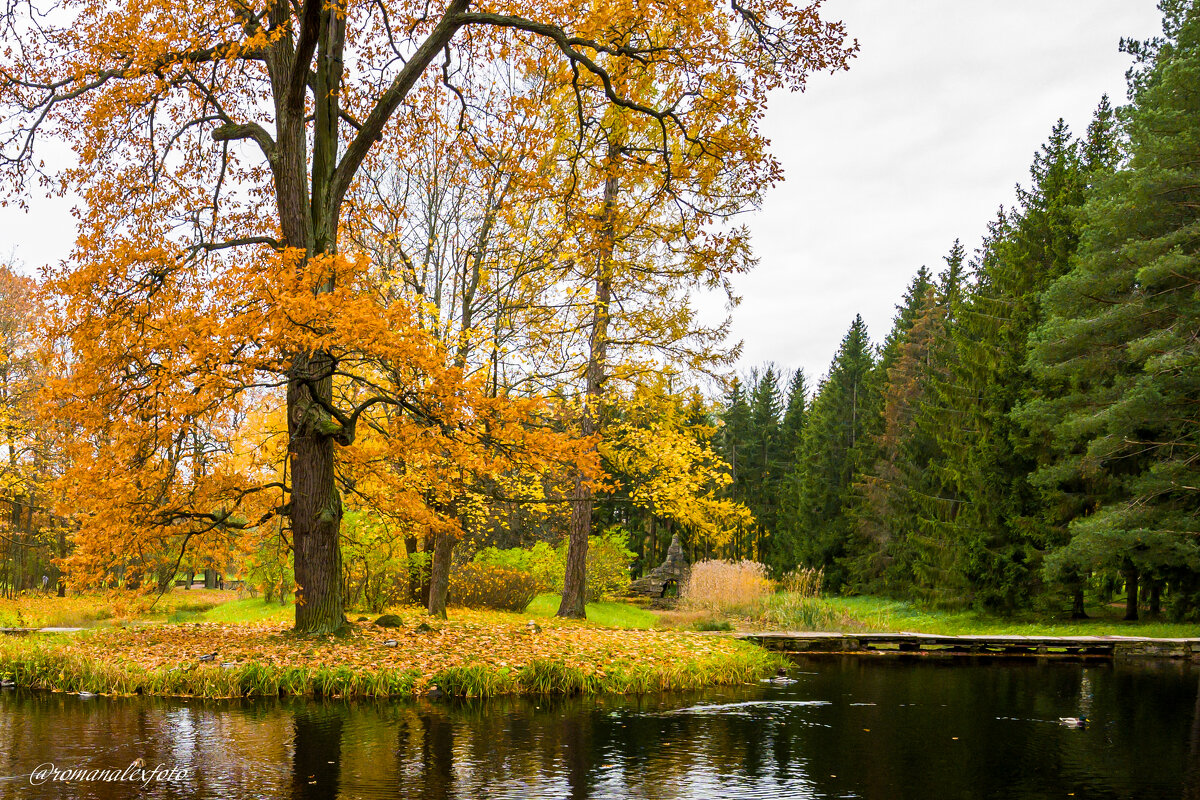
198, 652, 217, 662
382, 639, 398, 647
526, 621, 542, 635
0, 678, 15, 688
1059, 716, 1088, 729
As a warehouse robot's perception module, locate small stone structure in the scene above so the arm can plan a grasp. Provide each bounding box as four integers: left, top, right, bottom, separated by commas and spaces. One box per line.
628, 534, 690, 602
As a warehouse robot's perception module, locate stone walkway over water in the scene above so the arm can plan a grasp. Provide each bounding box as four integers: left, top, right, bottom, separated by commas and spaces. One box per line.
739, 631, 1200, 659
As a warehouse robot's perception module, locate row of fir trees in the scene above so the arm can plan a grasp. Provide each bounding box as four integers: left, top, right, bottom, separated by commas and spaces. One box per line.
715, 3, 1200, 620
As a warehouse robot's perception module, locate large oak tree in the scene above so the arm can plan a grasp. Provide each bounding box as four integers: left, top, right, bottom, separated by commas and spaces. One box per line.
1, 0, 854, 632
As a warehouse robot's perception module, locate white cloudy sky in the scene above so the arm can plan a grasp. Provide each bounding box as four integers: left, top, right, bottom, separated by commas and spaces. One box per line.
0, 1, 1166, 384
726, 0, 1164, 382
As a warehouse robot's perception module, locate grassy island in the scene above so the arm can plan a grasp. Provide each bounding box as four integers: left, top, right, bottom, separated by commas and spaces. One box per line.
0, 595, 780, 700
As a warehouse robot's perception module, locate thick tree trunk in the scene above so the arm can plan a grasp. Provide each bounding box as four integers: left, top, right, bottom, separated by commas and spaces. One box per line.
427, 531, 456, 619
288, 353, 347, 634
1149, 580, 1161, 618
1123, 564, 1139, 621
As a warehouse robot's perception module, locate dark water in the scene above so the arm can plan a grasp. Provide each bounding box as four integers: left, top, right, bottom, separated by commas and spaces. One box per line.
1, 657, 1198, 799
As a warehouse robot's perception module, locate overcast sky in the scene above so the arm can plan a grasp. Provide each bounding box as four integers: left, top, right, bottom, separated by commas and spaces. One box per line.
0, 1, 1167, 386
729, 0, 1164, 383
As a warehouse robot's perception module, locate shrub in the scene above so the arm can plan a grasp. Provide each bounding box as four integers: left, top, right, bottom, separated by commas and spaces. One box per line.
694, 618, 734, 632
681, 559, 772, 612
448, 563, 539, 612
578, 527, 636, 602
472, 527, 635, 602
473, 542, 561, 592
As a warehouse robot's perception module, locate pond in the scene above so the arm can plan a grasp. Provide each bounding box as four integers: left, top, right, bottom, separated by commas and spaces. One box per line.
1, 656, 1196, 799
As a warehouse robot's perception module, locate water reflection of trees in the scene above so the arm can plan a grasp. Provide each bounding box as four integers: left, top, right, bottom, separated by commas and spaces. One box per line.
0, 659, 1196, 799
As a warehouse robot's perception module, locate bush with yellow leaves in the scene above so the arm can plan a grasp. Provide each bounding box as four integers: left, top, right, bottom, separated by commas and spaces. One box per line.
448, 563, 540, 612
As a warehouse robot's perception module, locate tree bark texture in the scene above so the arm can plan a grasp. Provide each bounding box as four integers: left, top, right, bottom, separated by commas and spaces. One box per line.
427, 531, 456, 619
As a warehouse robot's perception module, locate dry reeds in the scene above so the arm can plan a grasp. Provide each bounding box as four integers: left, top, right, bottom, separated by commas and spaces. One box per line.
681, 560, 772, 613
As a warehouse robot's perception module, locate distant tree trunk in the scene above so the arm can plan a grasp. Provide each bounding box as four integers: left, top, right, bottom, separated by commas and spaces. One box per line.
404, 535, 422, 604
1149, 580, 1162, 618
427, 532, 456, 619
1070, 587, 1088, 620
1122, 563, 1139, 621
419, 535, 435, 607
56, 528, 66, 596
204, 568, 217, 589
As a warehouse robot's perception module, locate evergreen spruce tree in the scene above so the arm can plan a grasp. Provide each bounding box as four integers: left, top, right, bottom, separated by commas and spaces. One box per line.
718, 377, 753, 559
905, 240, 973, 604
852, 264, 939, 590
746, 366, 784, 561
770, 368, 809, 571
794, 316, 877, 589
926, 119, 1091, 610
1028, 2, 1200, 620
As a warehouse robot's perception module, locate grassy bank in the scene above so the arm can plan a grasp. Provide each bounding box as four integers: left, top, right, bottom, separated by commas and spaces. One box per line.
0, 590, 241, 628
748, 594, 1200, 638
0, 607, 780, 699
524, 593, 661, 629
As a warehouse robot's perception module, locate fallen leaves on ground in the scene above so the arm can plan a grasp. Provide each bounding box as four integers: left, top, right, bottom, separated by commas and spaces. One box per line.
5, 608, 769, 696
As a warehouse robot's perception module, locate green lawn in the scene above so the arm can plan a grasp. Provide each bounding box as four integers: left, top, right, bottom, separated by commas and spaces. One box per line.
198, 597, 295, 624
524, 593, 660, 629
805, 595, 1200, 638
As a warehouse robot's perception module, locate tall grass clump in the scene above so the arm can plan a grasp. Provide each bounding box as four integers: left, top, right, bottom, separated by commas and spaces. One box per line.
433, 663, 517, 697
681, 560, 772, 613
759, 567, 854, 631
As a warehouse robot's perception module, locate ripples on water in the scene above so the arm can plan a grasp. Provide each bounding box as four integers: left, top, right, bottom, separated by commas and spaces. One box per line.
1, 657, 1197, 799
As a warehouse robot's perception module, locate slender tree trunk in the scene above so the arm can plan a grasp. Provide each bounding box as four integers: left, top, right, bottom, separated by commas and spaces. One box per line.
55, 530, 66, 597
559, 473, 591, 617
558, 140, 621, 619
1122, 563, 1139, 621
1149, 580, 1161, 618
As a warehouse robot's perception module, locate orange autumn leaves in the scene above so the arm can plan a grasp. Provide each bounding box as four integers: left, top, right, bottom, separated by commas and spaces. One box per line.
1, 0, 857, 601
45, 250, 597, 584
12, 613, 771, 696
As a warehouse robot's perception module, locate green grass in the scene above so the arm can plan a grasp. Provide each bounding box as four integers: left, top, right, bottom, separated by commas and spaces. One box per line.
524, 594, 660, 629
161, 596, 294, 625
197, 597, 295, 624
759, 594, 1200, 638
